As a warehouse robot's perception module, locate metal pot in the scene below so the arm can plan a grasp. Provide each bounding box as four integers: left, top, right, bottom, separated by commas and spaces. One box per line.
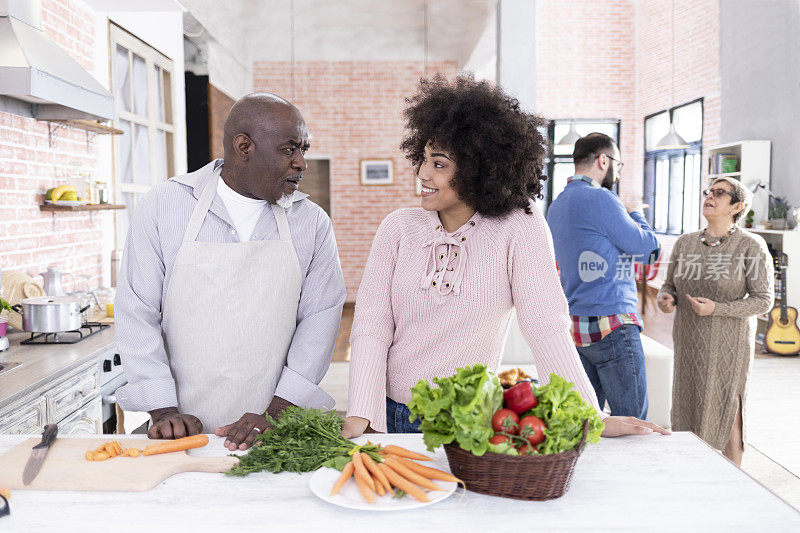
10, 296, 90, 333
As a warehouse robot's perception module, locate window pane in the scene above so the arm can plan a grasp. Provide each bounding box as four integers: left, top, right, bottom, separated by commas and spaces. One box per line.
154, 66, 163, 122
132, 53, 148, 116
643, 158, 656, 227
553, 123, 574, 155
133, 124, 151, 186
683, 153, 702, 231
162, 69, 173, 124
575, 122, 617, 140
115, 45, 130, 112
551, 162, 576, 200
553, 121, 619, 155
673, 101, 703, 143
645, 112, 669, 151
117, 191, 137, 246
165, 132, 174, 177
655, 158, 669, 232
118, 119, 133, 183
156, 129, 168, 179
668, 156, 685, 233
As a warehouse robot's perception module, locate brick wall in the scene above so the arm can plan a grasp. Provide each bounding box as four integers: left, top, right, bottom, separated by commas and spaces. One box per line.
0, 0, 108, 289
535, 0, 638, 202
253, 61, 457, 300
635, 0, 720, 259
536, 0, 720, 260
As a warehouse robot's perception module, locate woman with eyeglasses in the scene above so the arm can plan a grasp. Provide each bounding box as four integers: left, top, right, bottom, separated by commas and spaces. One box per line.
657, 177, 774, 464
342, 74, 669, 440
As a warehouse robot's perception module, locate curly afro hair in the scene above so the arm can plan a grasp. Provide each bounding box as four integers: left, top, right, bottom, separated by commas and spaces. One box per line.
400, 74, 548, 217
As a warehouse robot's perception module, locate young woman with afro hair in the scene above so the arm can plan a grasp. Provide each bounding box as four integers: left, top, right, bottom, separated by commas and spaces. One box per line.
343, 74, 668, 439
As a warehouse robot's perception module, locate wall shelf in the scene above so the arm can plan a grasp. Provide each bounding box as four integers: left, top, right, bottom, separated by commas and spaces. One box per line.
39, 204, 126, 212
46, 120, 123, 152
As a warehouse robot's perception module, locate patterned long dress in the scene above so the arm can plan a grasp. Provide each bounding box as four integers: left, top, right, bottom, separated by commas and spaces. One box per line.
658, 229, 774, 449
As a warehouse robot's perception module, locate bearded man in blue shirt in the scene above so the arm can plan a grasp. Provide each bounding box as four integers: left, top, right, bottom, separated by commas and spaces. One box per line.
547, 133, 660, 419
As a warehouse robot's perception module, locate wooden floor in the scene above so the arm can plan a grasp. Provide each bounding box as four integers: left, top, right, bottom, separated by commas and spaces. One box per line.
332, 303, 353, 363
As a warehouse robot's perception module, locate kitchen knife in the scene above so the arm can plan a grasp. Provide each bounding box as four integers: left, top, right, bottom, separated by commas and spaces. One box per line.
22, 424, 58, 486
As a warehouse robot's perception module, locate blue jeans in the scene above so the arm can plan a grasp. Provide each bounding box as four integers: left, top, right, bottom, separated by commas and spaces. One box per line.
386, 397, 422, 433
576, 324, 649, 419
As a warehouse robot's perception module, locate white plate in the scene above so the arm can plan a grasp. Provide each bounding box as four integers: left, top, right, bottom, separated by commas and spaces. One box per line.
309, 466, 457, 511
46, 199, 87, 206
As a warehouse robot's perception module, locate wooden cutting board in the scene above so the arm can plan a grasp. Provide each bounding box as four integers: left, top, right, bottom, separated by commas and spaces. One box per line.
0, 437, 239, 491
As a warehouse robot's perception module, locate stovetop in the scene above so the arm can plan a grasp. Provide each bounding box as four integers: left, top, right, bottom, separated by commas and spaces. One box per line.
20, 322, 110, 345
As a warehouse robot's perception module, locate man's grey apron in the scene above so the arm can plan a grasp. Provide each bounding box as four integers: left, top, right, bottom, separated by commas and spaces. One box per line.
161, 173, 301, 431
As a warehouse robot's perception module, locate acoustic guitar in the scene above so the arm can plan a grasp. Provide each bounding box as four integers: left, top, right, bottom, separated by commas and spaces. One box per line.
765, 253, 800, 355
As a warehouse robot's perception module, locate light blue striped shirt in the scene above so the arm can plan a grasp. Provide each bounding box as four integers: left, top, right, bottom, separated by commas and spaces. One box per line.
115, 160, 346, 415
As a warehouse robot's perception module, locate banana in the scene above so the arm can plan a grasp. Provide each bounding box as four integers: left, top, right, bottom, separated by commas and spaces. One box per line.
51, 184, 77, 201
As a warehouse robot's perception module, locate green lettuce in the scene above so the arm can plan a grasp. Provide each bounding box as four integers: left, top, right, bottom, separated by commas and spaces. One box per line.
528, 373, 604, 454
407, 364, 502, 456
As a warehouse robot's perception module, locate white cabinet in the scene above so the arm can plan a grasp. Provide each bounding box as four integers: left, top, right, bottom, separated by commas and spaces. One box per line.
0, 395, 47, 434
48, 364, 99, 423
60, 396, 102, 435
0, 360, 102, 435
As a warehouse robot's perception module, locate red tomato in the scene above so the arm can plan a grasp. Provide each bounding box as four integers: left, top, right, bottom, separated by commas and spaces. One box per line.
516, 442, 537, 456
491, 409, 520, 434
518, 415, 546, 446
489, 433, 510, 445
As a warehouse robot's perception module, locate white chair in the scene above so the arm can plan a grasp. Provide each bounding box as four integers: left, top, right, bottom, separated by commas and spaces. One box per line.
641, 334, 674, 429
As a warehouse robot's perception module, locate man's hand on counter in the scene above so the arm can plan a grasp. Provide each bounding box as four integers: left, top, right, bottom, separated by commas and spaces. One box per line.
147, 407, 203, 439
215, 396, 296, 451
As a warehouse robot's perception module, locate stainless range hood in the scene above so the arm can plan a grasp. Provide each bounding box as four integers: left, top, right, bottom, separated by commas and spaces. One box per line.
0, 0, 113, 121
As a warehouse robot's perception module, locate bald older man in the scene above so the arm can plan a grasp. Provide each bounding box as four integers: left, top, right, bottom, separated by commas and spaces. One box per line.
115, 93, 346, 450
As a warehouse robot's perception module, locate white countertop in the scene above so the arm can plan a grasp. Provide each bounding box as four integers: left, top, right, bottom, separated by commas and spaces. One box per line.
1, 432, 798, 532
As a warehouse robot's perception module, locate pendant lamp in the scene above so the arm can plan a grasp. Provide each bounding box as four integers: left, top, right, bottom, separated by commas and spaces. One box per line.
557, 122, 581, 146
656, 0, 689, 150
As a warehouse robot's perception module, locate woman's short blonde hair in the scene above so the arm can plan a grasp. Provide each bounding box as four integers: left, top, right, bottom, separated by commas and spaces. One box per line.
711, 177, 752, 223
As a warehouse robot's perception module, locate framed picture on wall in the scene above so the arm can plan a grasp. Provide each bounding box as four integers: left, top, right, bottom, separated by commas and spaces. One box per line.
360, 159, 394, 185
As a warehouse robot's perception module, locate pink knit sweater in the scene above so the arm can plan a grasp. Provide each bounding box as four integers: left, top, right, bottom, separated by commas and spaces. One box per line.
347, 204, 603, 433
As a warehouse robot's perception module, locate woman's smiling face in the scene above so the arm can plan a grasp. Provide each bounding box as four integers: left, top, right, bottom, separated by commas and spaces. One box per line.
418, 142, 462, 213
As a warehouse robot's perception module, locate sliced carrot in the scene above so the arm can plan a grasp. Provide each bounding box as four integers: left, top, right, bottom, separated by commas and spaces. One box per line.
384, 457, 443, 491
330, 461, 354, 496
93, 452, 110, 461
354, 470, 375, 504
84, 451, 93, 461
381, 445, 431, 461
351, 452, 376, 492
386, 455, 463, 484
142, 434, 209, 456
361, 454, 393, 496
128, 448, 141, 458
114, 441, 123, 455
377, 463, 430, 502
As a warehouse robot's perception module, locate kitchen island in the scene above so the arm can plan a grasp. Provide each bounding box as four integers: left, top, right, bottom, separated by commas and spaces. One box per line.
1, 432, 798, 531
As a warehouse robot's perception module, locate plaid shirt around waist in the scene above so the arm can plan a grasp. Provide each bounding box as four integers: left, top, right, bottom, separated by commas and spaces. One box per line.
571, 313, 644, 347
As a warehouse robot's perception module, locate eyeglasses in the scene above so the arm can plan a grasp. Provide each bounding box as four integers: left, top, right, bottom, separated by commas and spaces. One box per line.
596, 153, 624, 171
703, 188, 740, 202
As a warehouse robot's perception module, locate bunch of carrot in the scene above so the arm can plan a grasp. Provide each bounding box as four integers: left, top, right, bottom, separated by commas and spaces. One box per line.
330, 444, 462, 504
84, 434, 209, 461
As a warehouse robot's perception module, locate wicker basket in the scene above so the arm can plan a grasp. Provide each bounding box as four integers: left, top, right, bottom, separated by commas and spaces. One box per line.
443, 419, 590, 501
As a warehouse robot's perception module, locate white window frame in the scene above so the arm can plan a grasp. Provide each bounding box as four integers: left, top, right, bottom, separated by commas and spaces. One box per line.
109, 23, 176, 245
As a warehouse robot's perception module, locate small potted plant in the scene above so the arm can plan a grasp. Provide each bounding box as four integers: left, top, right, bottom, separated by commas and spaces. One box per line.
744, 209, 755, 228
769, 196, 791, 230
